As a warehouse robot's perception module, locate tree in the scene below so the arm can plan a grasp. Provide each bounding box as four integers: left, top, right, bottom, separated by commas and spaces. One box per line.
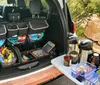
67, 0, 100, 21
81, 0, 90, 7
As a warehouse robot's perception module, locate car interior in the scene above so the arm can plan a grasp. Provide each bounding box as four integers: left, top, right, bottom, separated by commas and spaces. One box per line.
0, 0, 73, 80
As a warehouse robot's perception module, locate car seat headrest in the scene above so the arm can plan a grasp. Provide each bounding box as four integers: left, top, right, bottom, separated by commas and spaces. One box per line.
29, 0, 41, 16
17, 0, 26, 8
7, 0, 16, 4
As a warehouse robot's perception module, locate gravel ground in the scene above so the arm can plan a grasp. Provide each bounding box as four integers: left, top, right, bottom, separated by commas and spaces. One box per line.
44, 75, 76, 85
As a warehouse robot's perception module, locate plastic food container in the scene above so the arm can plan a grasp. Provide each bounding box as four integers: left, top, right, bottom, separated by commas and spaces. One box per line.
85, 71, 100, 85
71, 63, 96, 79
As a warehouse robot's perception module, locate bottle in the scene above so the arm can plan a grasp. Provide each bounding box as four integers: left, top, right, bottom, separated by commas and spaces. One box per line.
92, 53, 99, 67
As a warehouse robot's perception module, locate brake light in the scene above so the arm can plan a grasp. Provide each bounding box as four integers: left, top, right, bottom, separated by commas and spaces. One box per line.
73, 22, 76, 33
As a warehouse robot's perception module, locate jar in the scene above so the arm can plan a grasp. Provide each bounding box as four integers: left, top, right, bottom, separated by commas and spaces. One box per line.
69, 51, 79, 64
64, 55, 71, 66
92, 53, 99, 67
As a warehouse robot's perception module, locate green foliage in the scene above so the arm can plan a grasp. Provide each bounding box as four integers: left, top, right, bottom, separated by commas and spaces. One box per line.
67, 0, 100, 37
41, 0, 49, 8
67, 0, 100, 21
76, 24, 84, 37
24, 0, 30, 7
0, 0, 7, 5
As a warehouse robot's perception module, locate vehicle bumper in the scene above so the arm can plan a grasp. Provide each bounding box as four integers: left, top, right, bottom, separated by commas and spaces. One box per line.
0, 65, 62, 85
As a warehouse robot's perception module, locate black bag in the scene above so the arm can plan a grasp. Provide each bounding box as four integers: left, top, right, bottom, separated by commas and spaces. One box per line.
17, 22, 28, 35
0, 46, 21, 68
6, 23, 18, 37
0, 24, 7, 39
28, 18, 49, 34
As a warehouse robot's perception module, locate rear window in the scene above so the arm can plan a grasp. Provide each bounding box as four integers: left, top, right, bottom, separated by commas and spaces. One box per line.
41, 0, 49, 9
0, 1, 7, 5
24, 0, 30, 8
0, 0, 49, 21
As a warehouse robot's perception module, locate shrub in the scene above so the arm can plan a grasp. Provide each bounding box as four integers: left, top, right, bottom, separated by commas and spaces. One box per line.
76, 24, 84, 37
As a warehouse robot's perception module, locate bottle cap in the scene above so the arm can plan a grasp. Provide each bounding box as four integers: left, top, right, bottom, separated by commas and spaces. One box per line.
93, 53, 99, 56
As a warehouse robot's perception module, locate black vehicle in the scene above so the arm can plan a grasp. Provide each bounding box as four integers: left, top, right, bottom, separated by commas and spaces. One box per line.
0, 0, 75, 82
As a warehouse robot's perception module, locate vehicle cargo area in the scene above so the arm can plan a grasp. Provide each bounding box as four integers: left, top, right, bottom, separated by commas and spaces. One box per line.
0, 0, 68, 80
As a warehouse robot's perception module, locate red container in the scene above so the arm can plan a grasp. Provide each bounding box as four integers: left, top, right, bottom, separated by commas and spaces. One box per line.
64, 55, 71, 66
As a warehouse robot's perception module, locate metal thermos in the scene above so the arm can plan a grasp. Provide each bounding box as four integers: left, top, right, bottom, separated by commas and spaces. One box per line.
78, 40, 93, 65
68, 34, 78, 52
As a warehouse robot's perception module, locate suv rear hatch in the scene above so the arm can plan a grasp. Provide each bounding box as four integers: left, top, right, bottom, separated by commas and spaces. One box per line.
0, 0, 73, 81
